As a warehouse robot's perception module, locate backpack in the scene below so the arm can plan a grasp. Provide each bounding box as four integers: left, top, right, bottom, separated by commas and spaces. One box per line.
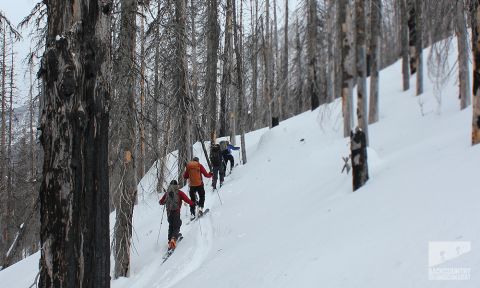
210, 144, 222, 166
219, 141, 228, 152
165, 184, 180, 212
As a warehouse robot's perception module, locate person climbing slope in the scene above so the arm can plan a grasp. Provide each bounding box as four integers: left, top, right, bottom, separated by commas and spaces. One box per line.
159, 180, 194, 249
220, 140, 240, 171
183, 157, 213, 220
210, 143, 225, 190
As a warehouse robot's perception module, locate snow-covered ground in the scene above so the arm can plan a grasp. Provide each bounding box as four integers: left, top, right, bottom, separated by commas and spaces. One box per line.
1, 38, 480, 288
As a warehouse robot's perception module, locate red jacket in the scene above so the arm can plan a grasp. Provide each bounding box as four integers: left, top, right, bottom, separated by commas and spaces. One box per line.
159, 190, 194, 212
183, 161, 212, 187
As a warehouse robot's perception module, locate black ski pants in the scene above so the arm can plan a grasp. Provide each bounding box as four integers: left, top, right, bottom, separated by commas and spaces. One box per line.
189, 185, 206, 216
212, 164, 225, 188
223, 154, 234, 170
167, 211, 182, 241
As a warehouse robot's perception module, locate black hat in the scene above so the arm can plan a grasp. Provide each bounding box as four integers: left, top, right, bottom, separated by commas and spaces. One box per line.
193, 157, 199, 162
170, 179, 178, 185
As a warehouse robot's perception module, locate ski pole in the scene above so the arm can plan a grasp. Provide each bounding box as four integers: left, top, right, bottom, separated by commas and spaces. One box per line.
198, 213, 203, 236
215, 188, 223, 205
156, 205, 166, 245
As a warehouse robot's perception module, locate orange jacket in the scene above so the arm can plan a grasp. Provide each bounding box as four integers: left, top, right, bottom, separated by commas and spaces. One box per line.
183, 161, 212, 187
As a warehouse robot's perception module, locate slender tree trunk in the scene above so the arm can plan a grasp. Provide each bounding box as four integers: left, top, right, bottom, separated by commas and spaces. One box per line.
471, 0, 480, 145
400, 0, 410, 90
113, 0, 138, 278
457, 0, 471, 110
369, 0, 381, 124
250, 0, 258, 130
326, 0, 335, 103
282, 0, 289, 112
356, 0, 369, 144
220, 0, 234, 137
415, 0, 423, 95
335, 1, 344, 100
233, 0, 247, 163
152, 2, 161, 163
307, 0, 319, 110
39, 0, 111, 286
7, 39, 14, 250
29, 51, 36, 184
206, 0, 220, 143
175, 0, 192, 184
340, 0, 354, 137
0, 23, 7, 267
295, 18, 303, 114
139, 4, 146, 179
191, 0, 199, 126
272, 0, 281, 122
265, 0, 274, 127
407, 0, 417, 75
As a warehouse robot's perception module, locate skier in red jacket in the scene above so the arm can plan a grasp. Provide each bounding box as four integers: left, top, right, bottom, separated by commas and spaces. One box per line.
159, 180, 194, 249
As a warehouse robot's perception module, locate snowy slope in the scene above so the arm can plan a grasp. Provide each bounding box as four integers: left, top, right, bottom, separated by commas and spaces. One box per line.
1, 38, 480, 288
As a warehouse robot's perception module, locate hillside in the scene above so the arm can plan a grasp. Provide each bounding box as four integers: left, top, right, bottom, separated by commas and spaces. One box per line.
1, 39, 479, 288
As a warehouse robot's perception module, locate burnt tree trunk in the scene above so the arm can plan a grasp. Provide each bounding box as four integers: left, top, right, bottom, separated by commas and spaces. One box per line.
138, 4, 146, 179
0, 24, 7, 267
400, 0, 410, 91
340, 0, 354, 137
295, 18, 303, 114
456, 0, 471, 110
307, 0, 319, 110
407, 0, 417, 75
233, 0, 247, 164
282, 0, 289, 110
415, 0, 423, 95
206, 0, 220, 143
250, 0, 259, 130
351, 128, 369, 191
472, 0, 480, 145
113, 0, 138, 279
174, 0, 192, 184
39, 0, 111, 286
220, 0, 234, 137
356, 0, 369, 145
368, 0, 381, 124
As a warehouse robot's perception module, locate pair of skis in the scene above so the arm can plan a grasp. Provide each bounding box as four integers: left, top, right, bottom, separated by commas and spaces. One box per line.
187, 208, 210, 225
162, 208, 210, 263
162, 234, 184, 264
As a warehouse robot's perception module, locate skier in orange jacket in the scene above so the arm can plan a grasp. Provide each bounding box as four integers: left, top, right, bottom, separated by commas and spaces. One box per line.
183, 157, 213, 220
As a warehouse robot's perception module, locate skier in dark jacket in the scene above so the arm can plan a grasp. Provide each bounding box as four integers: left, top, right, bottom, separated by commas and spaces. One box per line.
210, 144, 224, 190
221, 141, 240, 171
159, 180, 194, 249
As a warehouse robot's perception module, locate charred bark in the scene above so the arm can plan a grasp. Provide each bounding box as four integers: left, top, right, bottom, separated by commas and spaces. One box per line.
39, 0, 111, 286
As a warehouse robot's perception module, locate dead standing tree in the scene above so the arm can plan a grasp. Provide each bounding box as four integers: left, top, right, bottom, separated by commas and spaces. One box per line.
368, 0, 381, 124
112, 0, 138, 279
356, 0, 369, 145
456, 0, 470, 110
38, 0, 111, 286
340, 0, 354, 137
174, 0, 193, 185
307, 0, 319, 111
400, 0, 410, 91
472, 0, 480, 145
206, 0, 220, 143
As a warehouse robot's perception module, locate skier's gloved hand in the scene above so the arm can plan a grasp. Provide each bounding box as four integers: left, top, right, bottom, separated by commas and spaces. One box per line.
209, 172, 214, 177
